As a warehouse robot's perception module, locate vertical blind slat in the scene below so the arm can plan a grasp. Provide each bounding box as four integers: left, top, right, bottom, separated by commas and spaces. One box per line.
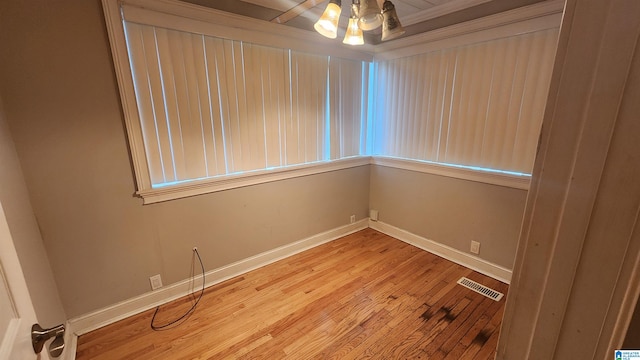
483, 39, 511, 170
352, 59, 362, 157
438, 49, 456, 163
289, 52, 300, 164
222, 39, 236, 172
329, 58, 338, 159
416, 54, 430, 159
180, 32, 208, 180
402, 58, 411, 157
471, 43, 492, 167
193, 35, 213, 178
165, 29, 188, 180
242, 43, 256, 169
209, 38, 230, 174
263, 47, 277, 167
235, 41, 251, 171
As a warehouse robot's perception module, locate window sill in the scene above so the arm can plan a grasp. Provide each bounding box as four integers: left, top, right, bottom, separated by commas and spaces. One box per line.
137, 157, 371, 204
371, 156, 531, 190
137, 156, 530, 204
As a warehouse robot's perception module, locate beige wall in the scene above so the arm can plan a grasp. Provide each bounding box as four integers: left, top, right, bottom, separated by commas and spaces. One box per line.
0, 97, 66, 325
0, 0, 527, 320
369, 165, 527, 269
0, 0, 370, 317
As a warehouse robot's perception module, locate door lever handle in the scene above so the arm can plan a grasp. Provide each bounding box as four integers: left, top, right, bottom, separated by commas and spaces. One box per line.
31, 323, 65, 358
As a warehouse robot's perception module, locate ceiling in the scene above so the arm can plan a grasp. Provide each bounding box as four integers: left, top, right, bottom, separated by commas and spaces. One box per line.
181, 0, 550, 45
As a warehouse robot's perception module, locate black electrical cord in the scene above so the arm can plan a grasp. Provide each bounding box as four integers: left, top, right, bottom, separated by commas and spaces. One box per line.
151, 248, 205, 331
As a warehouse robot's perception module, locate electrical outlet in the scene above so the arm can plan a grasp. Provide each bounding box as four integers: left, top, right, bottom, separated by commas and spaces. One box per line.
350, 215, 356, 223
150, 274, 163, 290
470, 241, 480, 255
370, 209, 379, 221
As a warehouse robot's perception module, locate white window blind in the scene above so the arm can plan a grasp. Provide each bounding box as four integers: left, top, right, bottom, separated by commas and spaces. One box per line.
123, 21, 365, 187
372, 28, 558, 174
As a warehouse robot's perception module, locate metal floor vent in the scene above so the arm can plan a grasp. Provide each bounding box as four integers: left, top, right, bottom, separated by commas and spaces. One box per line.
457, 277, 504, 301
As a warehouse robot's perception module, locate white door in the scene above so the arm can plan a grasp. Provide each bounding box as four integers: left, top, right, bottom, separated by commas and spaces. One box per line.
0, 201, 50, 360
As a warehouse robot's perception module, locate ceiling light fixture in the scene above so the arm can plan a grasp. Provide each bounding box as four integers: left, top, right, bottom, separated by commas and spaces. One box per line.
381, 0, 405, 41
357, 0, 383, 31
343, 2, 364, 45
314, 0, 342, 39
314, 0, 405, 45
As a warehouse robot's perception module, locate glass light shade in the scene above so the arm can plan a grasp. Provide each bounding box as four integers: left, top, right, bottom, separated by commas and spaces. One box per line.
343, 17, 364, 45
381, 0, 405, 41
357, 0, 383, 31
314, 1, 342, 39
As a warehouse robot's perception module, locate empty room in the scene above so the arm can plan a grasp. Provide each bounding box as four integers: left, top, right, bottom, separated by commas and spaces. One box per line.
1, 0, 639, 359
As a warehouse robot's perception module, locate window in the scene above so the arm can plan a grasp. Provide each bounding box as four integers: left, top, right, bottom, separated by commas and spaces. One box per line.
371, 28, 558, 175
103, 0, 560, 203
125, 22, 365, 185
103, 0, 371, 203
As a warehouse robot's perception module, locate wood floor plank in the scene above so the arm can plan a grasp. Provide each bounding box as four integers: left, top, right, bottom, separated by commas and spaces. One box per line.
76, 229, 508, 359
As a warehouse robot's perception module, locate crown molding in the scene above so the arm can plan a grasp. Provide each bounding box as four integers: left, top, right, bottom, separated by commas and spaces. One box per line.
118, 0, 375, 61
375, 0, 564, 60
110, 0, 564, 61
402, 0, 494, 27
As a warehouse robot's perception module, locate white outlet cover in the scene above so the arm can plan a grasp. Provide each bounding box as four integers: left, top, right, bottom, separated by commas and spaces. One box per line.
470, 241, 480, 254
150, 274, 163, 290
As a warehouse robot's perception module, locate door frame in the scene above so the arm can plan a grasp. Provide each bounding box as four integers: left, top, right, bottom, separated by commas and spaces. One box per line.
497, 0, 640, 358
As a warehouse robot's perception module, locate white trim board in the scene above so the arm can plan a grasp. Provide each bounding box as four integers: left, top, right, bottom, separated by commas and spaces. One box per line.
66, 219, 369, 338
369, 220, 512, 284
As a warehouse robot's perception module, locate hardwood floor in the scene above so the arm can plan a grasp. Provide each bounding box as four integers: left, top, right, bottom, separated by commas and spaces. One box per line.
76, 229, 508, 359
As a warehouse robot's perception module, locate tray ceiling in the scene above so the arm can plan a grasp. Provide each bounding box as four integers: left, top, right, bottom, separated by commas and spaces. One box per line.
182, 0, 551, 44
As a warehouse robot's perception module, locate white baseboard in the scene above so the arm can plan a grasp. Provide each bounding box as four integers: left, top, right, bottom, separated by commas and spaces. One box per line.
369, 220, 512, 284
66, 219, 368, 341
